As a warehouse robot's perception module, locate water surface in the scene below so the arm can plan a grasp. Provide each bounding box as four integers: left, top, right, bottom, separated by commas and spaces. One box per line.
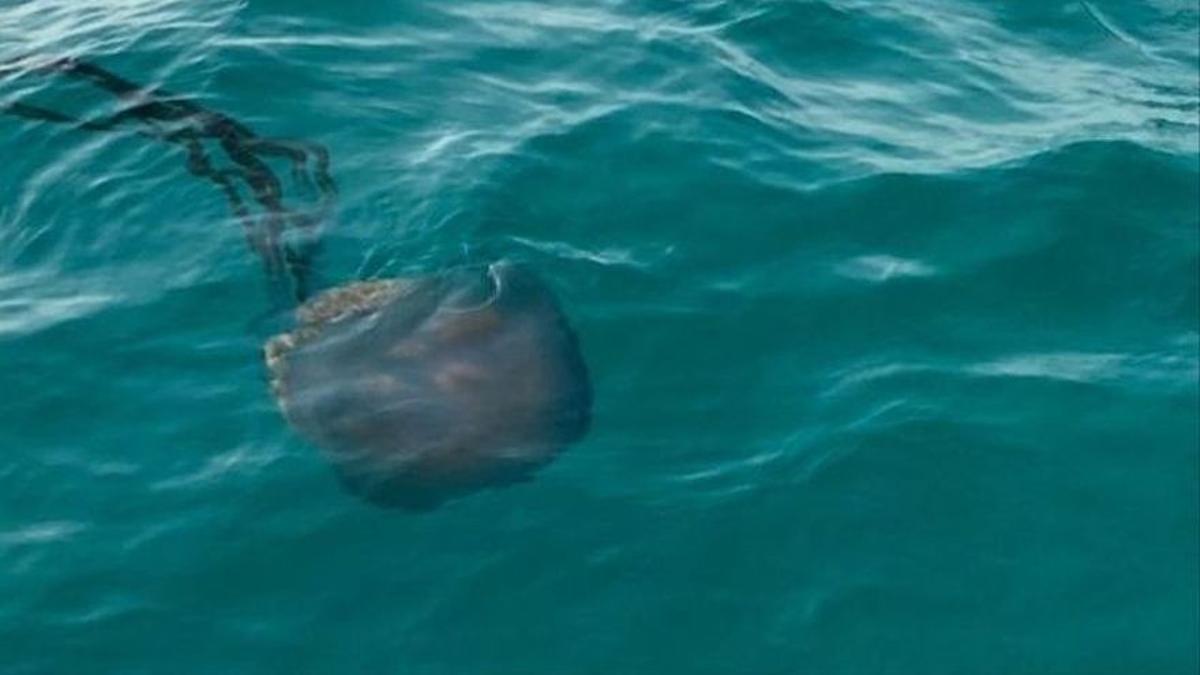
1, 1, 1197, 673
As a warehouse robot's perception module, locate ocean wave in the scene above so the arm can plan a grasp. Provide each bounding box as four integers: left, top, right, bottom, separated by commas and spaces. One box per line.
0, 2, 1196, 672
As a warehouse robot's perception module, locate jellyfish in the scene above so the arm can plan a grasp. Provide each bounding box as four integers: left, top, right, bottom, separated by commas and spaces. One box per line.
3, 57, 592, 509
265, 264, 591, 508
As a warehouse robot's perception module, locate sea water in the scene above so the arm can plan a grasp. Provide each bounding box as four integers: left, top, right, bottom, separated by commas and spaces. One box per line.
1, 1, 1197, 673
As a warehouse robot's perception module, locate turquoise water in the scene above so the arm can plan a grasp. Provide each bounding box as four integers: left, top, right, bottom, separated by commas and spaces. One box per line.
2, 0, 1198, 672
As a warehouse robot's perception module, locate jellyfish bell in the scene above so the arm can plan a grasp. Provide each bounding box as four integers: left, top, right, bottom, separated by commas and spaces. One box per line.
264, 262, 592, 509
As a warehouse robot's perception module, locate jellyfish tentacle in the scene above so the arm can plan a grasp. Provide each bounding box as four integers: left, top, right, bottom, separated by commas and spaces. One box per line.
179, 136, 262, 257
1, 57, 335, 302
242, 138, 338, 252
41, 56, 144, 97
2, 100, 79, 124
242, 137, 338, 213
2, 100, 126, 132
245, 138, 314, 191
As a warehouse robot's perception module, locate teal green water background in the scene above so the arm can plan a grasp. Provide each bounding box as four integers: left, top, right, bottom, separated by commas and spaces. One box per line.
1, 1, 1198, 673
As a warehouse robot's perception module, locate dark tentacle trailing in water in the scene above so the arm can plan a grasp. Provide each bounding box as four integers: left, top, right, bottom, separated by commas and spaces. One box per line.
1, 56, 336, 301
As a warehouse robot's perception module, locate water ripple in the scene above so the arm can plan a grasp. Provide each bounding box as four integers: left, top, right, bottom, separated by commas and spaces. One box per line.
0, 1, 1196, 672
0, 520, 86, 546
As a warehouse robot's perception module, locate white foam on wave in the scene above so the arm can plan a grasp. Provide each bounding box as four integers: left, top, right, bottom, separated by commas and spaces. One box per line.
151, 442, 285, 492
834, 254, 937, 282
969, 350, 1198, 386
509, 235, 669, 269
826, 340, 1199, 396
0, 291, 115, 337
0, 520, 86, 545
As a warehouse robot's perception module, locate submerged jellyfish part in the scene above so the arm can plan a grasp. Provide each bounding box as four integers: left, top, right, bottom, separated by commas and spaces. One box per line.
264, 262, 591, 509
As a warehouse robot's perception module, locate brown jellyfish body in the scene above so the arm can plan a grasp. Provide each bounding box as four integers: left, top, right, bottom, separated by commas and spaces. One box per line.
264, 262, 591, 509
